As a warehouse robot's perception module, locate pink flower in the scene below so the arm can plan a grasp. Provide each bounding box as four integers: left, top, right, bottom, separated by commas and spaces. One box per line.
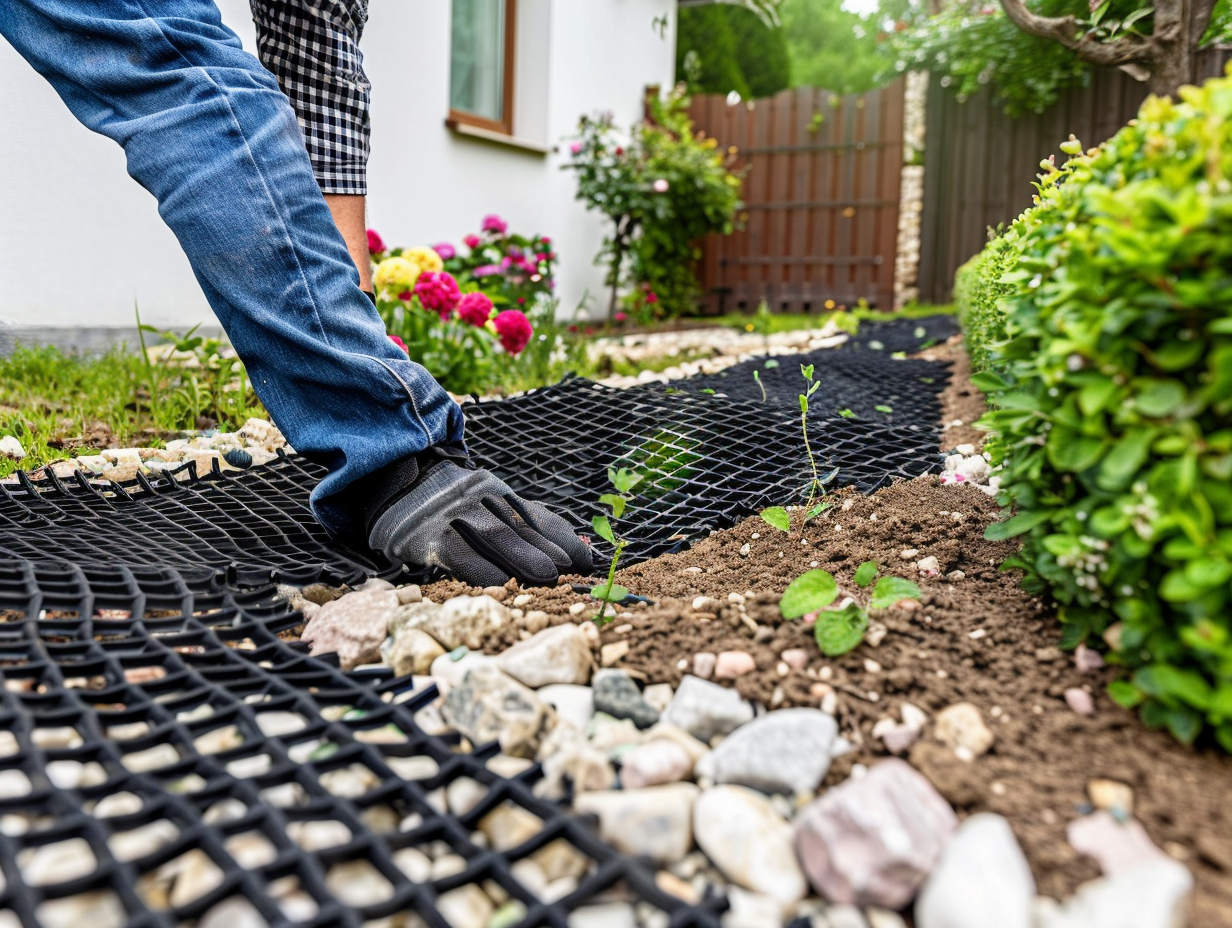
570, 141, 583, 155
540, 236, 552, 245
457, 292, 494, 327
653, 178, 670, 193
534, 252, 549, 263
463, 234, 482, 250
482, 214, 508, 235
615, 311, 628, 322
493, 309, 533, 354
473, 264, 501, 277
388, 334, 408, 352
432, 242, 456, 261
367, 228, 386, 254
414, 271, 462, 318
646, 290, 659, 304
398, 290, 413, 301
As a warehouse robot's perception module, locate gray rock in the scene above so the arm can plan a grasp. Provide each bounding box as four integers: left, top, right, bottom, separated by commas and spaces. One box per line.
695, 708, 838, 794
442, 665, 555, 758
497, 624, 594, 688
662, 675, 753, 742
794, 758, 957, 909
386, 626, 446, 677
915, 813, 1034, 928
594, 669, 660, 729
300, 587, 400, 670
574, 783, 699, 864
694, 785, 807, 907
1032, 860, 1192, 928
392, 595, 509, 651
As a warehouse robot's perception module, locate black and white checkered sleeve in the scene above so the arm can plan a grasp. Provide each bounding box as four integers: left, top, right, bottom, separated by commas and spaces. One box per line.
250, 0, 371, 195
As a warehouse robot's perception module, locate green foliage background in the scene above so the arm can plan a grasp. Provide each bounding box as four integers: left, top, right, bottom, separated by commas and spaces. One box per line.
958, 74, 1232, 750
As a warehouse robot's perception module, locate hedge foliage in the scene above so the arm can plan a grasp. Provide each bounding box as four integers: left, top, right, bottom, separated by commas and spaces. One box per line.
958, 72, 1232, 750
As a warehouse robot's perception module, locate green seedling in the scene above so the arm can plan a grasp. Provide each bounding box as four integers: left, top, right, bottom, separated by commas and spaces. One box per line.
779, 567, 922, 656
590, 465, 643, 624
759, 505, 791, 533
754, 370, 767, 404
838, 408, 856, 419
875, 404, 893, 414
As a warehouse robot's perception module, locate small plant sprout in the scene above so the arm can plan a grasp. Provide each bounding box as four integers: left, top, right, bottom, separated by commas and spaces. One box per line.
875, 404, 893, 415
589, 466, 643, 624
779, 567, 922, 657
798, 364, 837, 522
759, 505, 791, 533
753, 369, 767, 404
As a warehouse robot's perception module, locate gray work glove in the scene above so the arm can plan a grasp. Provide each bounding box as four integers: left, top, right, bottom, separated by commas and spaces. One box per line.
368, 460, 592, 587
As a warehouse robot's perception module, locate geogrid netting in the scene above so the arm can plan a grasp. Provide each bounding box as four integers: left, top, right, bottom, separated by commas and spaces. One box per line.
0, 317, 956, 926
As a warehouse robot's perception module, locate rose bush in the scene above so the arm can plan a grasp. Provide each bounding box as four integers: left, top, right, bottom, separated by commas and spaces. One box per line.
370, 233, 538, 395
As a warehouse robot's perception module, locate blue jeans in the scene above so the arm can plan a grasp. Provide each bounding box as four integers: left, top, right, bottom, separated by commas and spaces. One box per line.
0, 0, 466, 536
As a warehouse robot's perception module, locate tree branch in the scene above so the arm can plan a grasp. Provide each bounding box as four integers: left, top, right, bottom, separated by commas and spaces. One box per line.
996, 0, 1153, 66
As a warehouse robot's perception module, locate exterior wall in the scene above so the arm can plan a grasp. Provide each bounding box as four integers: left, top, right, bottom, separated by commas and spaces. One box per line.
0, 0, 676, 347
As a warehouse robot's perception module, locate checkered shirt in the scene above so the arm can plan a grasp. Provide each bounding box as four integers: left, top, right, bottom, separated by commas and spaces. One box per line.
251, 0, 371, 195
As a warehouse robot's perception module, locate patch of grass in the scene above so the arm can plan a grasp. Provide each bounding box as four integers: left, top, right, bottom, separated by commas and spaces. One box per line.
689, 303, 955, 334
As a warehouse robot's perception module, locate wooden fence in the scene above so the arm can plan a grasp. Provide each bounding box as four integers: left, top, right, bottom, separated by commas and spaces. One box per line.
917, 48, 1232, 303
686, 81, 905, 313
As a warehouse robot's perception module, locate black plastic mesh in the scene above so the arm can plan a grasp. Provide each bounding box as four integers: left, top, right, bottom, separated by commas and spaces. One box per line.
0, 316, 956, 924
0, 558, 726, 927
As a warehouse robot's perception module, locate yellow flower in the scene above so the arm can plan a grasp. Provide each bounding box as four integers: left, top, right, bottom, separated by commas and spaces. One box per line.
374, 256, 422, 293
402, 246, 444, 275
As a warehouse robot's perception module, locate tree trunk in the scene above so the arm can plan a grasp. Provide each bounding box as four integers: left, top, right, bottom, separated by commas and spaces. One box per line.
1147, 46, 1194, 96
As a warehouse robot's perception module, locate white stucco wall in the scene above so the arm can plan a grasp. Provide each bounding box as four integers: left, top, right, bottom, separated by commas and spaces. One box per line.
0, 0, 676, 344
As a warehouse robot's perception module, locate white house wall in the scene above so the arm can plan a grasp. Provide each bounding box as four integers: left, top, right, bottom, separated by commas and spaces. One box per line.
0, 0, 676, 347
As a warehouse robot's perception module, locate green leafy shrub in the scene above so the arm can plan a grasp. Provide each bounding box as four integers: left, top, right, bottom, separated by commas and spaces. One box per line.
959, 75, 1232, 750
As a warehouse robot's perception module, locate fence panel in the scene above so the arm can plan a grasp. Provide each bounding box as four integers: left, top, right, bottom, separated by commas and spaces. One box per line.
687, 80, 906, 313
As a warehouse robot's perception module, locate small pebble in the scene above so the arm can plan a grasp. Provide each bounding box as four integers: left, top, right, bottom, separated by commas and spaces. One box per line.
714, 651, 756, 679
780, 649, 809, 671
899, 548, 918, 559
601, 641, 630, 667
693, 652, 717, 679
1065, 687, 1095, 715
569, 602, 589, 616
738, 543, 751, 558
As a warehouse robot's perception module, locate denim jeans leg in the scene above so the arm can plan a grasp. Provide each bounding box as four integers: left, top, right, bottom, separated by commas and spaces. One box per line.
0, 0, 466, 536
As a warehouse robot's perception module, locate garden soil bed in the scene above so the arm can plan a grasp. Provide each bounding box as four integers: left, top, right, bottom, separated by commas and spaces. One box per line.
424, 480, 1232, 924
420, 335, 1232, 923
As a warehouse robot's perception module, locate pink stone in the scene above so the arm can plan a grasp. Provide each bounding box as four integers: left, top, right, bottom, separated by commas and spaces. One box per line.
620, 740, 693, 789
714, 651, 757, 679
301, 588, 399, 670
780, 649, 810, 672
693, 652, 717, 679
1074, 645, 1106, 673
1065, 688, 1095, 715
1068, 811, 1171, 875
793, 758, 957, 908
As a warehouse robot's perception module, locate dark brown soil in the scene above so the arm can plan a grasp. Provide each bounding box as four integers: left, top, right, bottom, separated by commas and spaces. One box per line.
424, 479, 1232, 923
920, 336, 988, 451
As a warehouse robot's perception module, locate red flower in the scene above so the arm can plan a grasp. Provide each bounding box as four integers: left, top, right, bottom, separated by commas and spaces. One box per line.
367, 229, 386, 254
645, 291, 659, 304
493, 309, 533, 355
457, 291, 494, 327
414, 271, 462, 318
398, 290, 413, 301
388, 334, 408, 353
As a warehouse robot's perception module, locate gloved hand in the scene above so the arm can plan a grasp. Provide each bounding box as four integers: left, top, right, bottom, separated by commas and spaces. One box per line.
368, 459, 592, 587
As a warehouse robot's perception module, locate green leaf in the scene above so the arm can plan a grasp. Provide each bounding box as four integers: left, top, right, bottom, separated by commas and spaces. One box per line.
590, 582, 629, 603
814, 603, 869, 657
779, 569, 839, 619
1108, 680, 1144, 709
1163, 705, 1203, 745
837, 408, 856, 418
759, 506, 791, 533
799, 395, 808, 413
591, 515, 616, 545
1134, 665, 1212, 709
853, 561, 879, 587
869, 575, 922, 610
1097, 428, 1155, 490
763, 359, 780, 369
970, 371, 1008, 392
598, 494, 626, 519
1134, 380, 1187, 417
807, 502, 832, 519
985, 509, 1051, 540
800, 364, 815, 381
874, 404, 893, 414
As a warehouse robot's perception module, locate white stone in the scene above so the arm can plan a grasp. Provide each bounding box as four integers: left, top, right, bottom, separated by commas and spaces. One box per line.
0, 436, 25, 459
301, 587, 400, 670
662, 675, 754, 742
20, 838, 96, 885
198, 897, 269, 928
620, 739, 694, 788
695, 708, 837, 795
497, 624, 594, 687
915, 814, 1034, 928
694, 785, 807, 907
538, 684, 596, 731
429, 649, 495, 689
442, 665, 555, 758
568, 903, 637, 928
386, 626, 447, 677
436, 884, 494, 928
395, 595, 509, 651
1032, 860, 1192, 928
574, 783, 699, 864
722, 887, 783, 928
934, 702, 993, 759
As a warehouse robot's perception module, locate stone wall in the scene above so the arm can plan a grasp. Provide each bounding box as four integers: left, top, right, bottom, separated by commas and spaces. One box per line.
893, 71, 928, 308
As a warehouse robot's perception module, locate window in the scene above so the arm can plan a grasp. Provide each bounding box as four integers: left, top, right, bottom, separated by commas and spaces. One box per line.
449, 0, 516, 135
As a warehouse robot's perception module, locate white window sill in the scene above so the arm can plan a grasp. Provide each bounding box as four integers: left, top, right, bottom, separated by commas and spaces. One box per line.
445, 118, 555, 155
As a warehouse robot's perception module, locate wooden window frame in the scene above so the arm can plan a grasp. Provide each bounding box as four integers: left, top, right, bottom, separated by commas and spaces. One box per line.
447, 0, 517, 137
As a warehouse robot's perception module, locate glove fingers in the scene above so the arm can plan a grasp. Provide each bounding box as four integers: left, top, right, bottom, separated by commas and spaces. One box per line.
452, 508, 561, 587
482, 497, 572, 570
503, 495, 594, 576
434, 524, 518, 589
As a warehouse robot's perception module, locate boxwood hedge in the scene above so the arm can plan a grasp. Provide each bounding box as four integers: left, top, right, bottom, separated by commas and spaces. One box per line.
958, 73, 1232, 750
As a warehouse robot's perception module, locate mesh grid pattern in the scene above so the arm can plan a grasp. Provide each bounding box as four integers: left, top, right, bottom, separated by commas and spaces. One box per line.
0, 317, 955, 924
